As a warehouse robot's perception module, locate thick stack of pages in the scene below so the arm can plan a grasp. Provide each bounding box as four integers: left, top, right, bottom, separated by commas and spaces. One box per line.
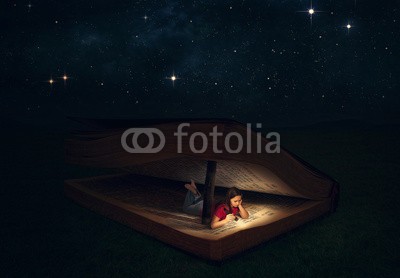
65, 118, 339, 261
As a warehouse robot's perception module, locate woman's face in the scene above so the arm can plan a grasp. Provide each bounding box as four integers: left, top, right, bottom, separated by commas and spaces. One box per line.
230, 195, 242, 208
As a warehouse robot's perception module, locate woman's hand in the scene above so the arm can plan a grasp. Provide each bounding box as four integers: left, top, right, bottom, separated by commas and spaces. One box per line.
225, 214, 236, 222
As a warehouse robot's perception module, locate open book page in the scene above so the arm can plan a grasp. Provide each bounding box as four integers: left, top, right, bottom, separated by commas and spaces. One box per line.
125, 157, 307, 198
160, 195, 319, 239
72, 174, 320, 240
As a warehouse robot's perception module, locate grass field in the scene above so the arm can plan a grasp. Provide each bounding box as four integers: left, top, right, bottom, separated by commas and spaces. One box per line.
1, 121, 399, 277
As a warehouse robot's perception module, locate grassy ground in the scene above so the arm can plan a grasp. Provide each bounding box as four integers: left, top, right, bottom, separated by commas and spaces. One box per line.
1, 122, 399, 277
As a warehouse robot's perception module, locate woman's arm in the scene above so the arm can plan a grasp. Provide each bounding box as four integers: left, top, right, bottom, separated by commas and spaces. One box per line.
210, 214, 235, 229
237, 201, 249, 219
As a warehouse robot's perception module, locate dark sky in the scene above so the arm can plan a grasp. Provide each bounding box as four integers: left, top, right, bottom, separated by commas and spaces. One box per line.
1, 0, 399, 127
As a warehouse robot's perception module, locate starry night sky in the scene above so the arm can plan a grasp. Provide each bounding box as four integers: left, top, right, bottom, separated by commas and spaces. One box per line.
1, 0, 399, 127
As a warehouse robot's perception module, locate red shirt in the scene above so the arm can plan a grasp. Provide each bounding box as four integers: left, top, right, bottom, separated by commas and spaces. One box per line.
214, 203, 239, 220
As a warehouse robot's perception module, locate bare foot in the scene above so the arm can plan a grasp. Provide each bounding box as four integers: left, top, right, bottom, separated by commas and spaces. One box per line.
185, 180, 201, 196
184, 183, 197, 195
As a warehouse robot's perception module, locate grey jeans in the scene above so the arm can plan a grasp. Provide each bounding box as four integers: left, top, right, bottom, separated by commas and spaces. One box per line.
182, 190, 203, 216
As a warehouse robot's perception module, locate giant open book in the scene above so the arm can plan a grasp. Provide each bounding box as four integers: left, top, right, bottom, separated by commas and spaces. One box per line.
65, 118, 339, 261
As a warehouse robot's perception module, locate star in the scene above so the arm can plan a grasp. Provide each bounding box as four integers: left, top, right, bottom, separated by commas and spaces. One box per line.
143, 15, 148, 21
297, 1, 323, 27
49, 78, 54, 84
166, 73, 179, 87
27, 2, 33, 12
343, 23, 354, 34
61, 74, 69, 85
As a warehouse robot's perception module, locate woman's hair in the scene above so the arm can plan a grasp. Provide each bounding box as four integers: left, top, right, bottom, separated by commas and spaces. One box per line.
224, 187, 243, 214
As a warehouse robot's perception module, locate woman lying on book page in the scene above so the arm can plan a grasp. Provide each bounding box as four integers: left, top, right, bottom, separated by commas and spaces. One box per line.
183, 180, 249, 229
